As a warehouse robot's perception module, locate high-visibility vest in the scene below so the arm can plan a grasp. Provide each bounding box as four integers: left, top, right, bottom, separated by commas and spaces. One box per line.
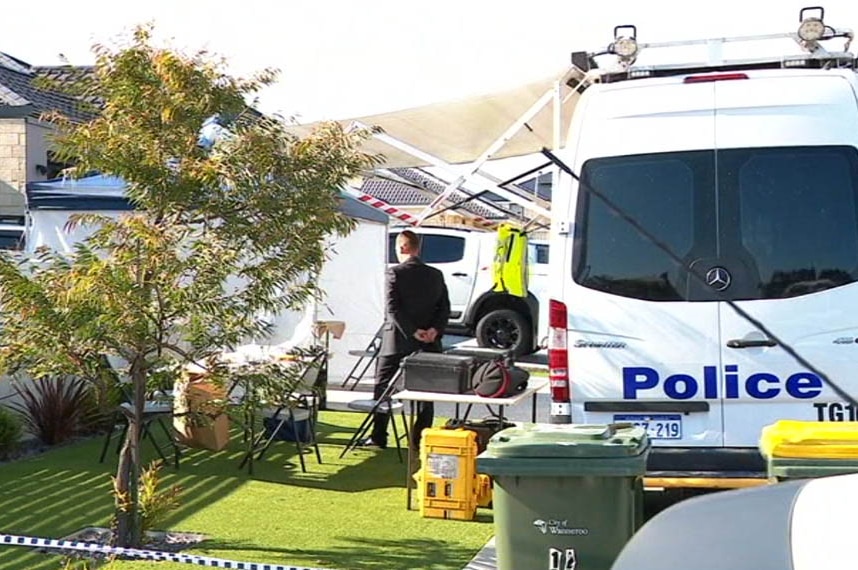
492, 224, 528, 297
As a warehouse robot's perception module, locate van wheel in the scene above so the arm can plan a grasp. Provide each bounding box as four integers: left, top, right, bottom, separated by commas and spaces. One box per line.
475, 309, 532, 357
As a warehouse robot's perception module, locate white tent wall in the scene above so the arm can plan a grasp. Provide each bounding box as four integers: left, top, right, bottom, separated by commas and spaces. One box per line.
24, 209, 387, 384
264, 220, 386, 382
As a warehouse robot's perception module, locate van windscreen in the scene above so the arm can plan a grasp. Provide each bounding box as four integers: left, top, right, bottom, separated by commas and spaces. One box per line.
574, 146, 858, 302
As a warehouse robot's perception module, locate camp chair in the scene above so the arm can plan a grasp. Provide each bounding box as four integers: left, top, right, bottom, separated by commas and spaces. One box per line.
341, 325, 383, 390
99, 372, 181, 468
339, 367, 410, 463
236, 349, 327, 474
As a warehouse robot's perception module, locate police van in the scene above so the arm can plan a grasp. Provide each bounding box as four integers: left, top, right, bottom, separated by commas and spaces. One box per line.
547, 8, 858, 480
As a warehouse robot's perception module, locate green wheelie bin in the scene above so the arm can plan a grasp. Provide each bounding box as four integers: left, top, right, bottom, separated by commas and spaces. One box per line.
476, 423, 650, 570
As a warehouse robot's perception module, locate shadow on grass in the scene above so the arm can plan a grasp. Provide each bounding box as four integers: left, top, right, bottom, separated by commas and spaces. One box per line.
0, 410, 489, 570
0, 435, 250, 570
243, 414, 416, 492
201, 536, 482, 570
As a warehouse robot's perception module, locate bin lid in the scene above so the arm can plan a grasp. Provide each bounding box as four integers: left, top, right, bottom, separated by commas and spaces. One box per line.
484, 423, 649, 459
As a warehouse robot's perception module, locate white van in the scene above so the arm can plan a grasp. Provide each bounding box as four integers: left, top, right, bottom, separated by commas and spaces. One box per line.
388, 226, 548, 354
547, 14, 858, 479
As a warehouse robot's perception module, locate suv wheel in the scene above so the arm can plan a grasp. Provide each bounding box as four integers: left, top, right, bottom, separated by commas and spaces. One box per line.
475, 309, 532, 357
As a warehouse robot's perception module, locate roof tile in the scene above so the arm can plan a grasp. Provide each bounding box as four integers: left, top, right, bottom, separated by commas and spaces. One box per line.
360, 170, 505, 219
0, 53, 96, 122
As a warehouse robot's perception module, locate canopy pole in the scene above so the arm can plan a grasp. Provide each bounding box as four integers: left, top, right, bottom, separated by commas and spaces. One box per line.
357, 124, 552, 221
413, 87, 558, 224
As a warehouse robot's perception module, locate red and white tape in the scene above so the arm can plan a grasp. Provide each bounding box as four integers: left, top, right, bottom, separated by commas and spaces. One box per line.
343, 186, 420, 226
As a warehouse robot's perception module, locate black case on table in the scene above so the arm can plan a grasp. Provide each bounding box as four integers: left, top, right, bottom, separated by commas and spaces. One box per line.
402, 352, 477, 394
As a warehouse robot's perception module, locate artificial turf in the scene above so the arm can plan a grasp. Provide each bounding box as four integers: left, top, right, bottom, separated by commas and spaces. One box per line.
0, 411, 493, 570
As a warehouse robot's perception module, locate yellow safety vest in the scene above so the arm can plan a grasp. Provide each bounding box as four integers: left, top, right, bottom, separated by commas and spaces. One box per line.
492, 224, 528, 298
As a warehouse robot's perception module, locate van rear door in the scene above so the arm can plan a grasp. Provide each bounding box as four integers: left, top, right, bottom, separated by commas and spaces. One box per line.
569, 80, 724, 447
713, 74, 858, 446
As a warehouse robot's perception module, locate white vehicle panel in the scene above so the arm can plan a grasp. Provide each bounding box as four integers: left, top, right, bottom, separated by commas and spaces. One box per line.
713, 73, 858, 446
714, 73, 858, 149
569, 289, 723, 446
719, 286, 858, 446
575, 81, 716, 160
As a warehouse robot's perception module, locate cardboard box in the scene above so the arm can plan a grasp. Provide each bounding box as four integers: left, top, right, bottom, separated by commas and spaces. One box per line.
173, 375, 230, 452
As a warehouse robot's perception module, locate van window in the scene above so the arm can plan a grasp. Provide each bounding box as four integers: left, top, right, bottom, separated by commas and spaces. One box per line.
575, 152, 711, 301
574, 146, 858, 302
387, 233, 466, 264
728, 147, 858, 299
421, 235, 466, 263
530, 243, 550, 265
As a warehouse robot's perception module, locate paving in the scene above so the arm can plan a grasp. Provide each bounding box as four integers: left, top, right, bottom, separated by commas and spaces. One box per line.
462, 538, 496, 570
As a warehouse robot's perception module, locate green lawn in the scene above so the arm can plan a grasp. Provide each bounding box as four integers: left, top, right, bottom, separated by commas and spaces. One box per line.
0, 411, 493, 570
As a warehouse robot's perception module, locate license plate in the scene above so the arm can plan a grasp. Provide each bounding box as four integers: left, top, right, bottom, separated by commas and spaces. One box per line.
613, 414, 682, 440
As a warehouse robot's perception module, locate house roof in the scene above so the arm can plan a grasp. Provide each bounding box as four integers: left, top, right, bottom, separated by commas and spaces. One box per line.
0, 52, 96, 122
26, 174, 389, 224
359, 168, 506, 220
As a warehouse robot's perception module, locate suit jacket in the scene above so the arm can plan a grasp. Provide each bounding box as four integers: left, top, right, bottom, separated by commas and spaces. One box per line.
381, 256, 451, 356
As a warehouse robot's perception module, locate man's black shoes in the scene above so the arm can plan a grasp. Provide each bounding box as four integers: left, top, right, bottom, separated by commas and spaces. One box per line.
359, 437, 387, 449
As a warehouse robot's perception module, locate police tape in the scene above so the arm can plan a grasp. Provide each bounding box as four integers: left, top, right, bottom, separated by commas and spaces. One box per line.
0, 533, 338, 570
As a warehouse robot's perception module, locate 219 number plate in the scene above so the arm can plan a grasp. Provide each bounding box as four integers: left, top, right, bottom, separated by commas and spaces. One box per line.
613, 414, 682, 440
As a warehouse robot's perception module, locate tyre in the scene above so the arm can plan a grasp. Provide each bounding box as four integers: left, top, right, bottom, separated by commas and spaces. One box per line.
475, 308, 533, 357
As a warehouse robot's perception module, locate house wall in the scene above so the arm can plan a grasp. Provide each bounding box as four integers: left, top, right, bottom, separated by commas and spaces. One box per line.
0, 118, 26, 215
25, 120, 51, 184
0, 118, 51, 216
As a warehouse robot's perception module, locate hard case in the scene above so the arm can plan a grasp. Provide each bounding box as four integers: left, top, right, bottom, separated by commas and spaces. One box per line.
402, 352, 477, 394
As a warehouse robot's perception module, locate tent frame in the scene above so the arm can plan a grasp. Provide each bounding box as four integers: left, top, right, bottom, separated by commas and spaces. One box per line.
348, 66, 585, 230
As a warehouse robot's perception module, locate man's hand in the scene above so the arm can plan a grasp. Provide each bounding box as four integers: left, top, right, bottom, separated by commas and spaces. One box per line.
413, 328, 439, 343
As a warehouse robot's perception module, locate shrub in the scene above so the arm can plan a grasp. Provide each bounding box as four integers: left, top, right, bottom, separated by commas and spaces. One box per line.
113, 459, 181, 537
138, 460, 182, 534
11, 376, 91, 445
0, 405, 23, 459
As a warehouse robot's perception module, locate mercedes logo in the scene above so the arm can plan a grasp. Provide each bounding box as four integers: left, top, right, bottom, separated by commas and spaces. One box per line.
706, 267, 731, 291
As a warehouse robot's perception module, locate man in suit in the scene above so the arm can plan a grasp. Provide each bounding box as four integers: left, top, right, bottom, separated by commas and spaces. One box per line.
364, 230, 450, 450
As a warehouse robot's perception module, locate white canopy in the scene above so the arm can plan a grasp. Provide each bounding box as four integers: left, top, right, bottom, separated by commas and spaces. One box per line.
290, 69, 583, 168
289, 67, 585, 224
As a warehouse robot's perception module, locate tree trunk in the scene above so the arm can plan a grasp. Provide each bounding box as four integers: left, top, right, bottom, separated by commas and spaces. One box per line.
113, 361, 146, 547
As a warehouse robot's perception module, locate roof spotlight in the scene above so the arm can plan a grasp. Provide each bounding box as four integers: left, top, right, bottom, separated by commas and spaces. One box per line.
611, 25, 639, 62
798, 6, 826, 42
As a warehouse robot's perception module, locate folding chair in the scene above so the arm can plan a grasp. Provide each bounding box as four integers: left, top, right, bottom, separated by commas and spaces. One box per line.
99, 378, 181, 468
341, 325, 383, 390
339, 368, 410, 462
237, 349, 327, 474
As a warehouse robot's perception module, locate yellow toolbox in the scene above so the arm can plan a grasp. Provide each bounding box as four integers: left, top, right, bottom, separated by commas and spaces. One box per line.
418, 428, 479, 520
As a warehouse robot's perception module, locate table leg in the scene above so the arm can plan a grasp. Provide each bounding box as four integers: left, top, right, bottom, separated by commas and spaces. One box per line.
406, 400, 415, 510
532, 392, 538, 423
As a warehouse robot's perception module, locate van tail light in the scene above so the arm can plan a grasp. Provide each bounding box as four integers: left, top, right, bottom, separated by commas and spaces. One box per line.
683, 72, 749, 84
548, 299, 573, 424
